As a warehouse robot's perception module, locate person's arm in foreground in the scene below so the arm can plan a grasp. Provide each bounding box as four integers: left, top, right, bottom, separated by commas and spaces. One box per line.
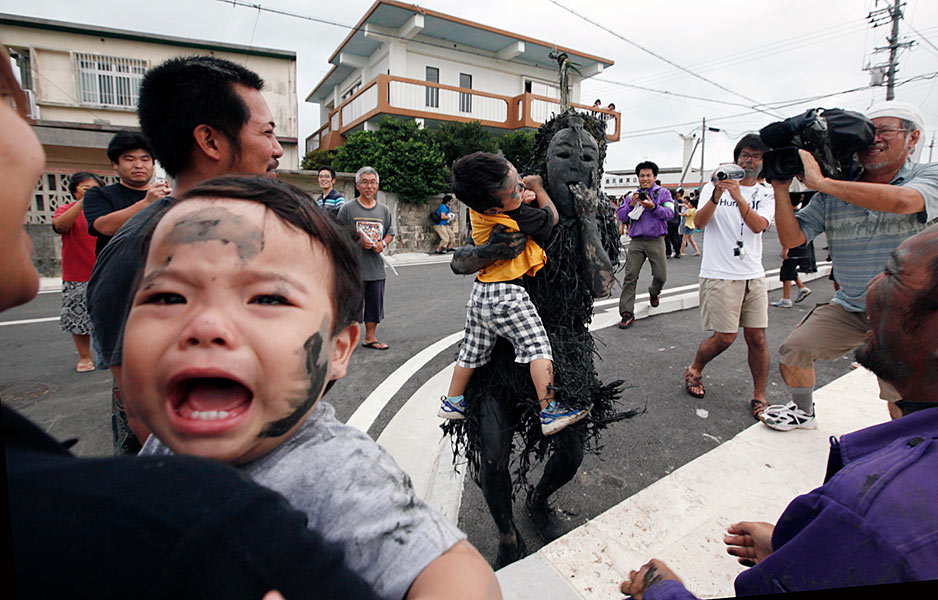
798, 149, 924, 214
770, 179, 808, 249
450, 225, 527, 275
620, 559, 692, 600
407, 541, 502, 600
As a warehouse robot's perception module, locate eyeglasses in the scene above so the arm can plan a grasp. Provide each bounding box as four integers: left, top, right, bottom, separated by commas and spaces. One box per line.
738, 152, 763, 161
874, 127, 909, 140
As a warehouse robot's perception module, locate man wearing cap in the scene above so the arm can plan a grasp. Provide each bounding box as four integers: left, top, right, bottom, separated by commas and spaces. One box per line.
763, 100, 938, 431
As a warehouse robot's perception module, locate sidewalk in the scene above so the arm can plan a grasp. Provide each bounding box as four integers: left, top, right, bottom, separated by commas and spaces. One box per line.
495, 366, 887, 599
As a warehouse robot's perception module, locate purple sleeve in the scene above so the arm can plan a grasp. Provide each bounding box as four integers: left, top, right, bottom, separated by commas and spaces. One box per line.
650, 188, 674, 221
643, 579, 700, 600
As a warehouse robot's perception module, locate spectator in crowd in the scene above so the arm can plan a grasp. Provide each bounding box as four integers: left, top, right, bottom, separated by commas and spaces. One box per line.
432, 194, 458, 254
684, 135, 774, 420
316, 165, 345, 218
52, 171, 104, 372
680, 196, 701, 256
771, 247, 812, 308
621, 223, 938, 599
591, 98, 602, 117
87, 55, 284, 454
765, 100, 938, 431
665, 187, 685, 258
83, 130, 171, 256
337, 166, 395, 351
616, 161, 675, 329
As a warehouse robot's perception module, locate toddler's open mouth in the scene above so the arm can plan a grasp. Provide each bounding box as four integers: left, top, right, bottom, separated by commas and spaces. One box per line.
168, 376, 253, 431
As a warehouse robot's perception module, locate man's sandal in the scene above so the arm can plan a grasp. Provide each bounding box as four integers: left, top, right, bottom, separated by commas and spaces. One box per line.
750, 398, 769, 421
684, 369, 705, 398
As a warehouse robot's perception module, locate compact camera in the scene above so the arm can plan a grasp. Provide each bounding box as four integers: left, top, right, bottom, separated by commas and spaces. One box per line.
711, 163, 746, 182
733, 240, 745, 259
636, 190, 649, 201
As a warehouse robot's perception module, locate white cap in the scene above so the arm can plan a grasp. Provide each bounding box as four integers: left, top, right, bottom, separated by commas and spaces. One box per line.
866, 100, 926, 162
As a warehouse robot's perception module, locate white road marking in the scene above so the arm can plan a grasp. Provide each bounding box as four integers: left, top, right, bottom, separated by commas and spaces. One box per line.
0, 316, 59, 327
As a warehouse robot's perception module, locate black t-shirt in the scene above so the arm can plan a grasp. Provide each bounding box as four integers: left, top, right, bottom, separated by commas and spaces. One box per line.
83, 182, 148, 255
504, 203, 554, 246
87, 196, 173, 367
5, 406, 379, 599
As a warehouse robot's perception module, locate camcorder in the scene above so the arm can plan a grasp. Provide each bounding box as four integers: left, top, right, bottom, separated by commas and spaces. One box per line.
711, 163, 746, 182
759, 108, 875, 182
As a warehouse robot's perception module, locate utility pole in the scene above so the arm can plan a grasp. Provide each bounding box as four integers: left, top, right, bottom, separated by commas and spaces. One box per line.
929, 133, 935, 163
865, 0, 914, 99
700, 118, 706, 190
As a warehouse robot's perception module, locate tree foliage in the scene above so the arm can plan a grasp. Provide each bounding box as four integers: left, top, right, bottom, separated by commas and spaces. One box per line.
300, 148, 336, 171
334, 117, 448, 204
497, 130, 536, 173
435, 120, 499, 169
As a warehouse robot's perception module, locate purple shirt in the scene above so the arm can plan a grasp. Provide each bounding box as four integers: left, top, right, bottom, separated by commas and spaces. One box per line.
616, 184, 674, 238
645, 406, 938, 599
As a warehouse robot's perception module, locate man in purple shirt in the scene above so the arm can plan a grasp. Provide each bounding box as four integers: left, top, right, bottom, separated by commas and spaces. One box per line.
620, 223, 938, 599
616, 161, 674, 329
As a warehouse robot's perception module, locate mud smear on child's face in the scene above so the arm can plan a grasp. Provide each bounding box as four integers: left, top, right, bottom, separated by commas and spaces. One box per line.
260, 327, 330, 438
163, 206, 264, 261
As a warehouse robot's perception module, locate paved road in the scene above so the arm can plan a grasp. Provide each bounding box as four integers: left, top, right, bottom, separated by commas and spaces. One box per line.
1, 231, 859, 565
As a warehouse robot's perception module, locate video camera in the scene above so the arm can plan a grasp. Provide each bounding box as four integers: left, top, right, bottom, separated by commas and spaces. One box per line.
711, 163, 746, 183
759, 108, 875, 182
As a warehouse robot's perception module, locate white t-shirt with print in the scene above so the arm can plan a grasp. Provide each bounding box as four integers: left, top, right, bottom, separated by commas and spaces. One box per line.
698, 182, 775, 280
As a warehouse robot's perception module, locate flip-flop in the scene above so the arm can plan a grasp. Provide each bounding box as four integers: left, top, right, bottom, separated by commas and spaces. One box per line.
684, 368, 705, 398
750, 398, 769, 421
362, 341, 389, 351
76, 361, 95, 373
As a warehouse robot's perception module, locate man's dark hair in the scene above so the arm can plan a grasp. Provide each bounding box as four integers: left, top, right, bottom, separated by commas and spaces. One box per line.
635, 161, 659, 177
137, 56, 265, 178
106, 131, 152, 164
67, 172, 106, 197
451, 152, 512, 212
441, 194, 452, 204
733, 134, 767, 162
139, 175, 362, 335
317, 166, 336, 179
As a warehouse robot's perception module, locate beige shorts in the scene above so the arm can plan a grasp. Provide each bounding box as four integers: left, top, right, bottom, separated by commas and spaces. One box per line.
778, 302, 900, 402
699, 277, 768, 333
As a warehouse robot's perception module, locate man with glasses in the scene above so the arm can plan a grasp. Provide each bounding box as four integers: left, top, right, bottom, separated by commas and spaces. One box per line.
337, 166, 395, 350
763, 100, 938, 431
684, 135, 775, 422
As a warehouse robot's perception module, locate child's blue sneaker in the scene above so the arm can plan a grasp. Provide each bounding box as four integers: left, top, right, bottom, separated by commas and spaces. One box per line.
438, 395, 467, 420
539, 401, 591, 435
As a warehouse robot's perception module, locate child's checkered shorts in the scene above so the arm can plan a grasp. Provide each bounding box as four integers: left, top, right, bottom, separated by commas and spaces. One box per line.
456, 280, 552, 368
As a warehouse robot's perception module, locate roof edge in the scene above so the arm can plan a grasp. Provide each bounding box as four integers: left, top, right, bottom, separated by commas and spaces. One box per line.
0, 12, 296, 60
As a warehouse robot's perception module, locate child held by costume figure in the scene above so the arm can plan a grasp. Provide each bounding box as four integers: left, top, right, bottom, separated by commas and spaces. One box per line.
438, 152, 591, 435
121, 175, 496, 600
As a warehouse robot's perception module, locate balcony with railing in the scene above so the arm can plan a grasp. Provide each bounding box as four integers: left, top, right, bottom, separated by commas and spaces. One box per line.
306, 74, 620, 153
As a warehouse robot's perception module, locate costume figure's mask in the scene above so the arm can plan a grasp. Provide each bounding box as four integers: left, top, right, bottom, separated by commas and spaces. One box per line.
546, 122, 600, 218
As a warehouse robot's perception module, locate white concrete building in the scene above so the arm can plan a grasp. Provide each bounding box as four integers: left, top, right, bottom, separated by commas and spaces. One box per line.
2, 12, 298, 224
305, 0, 620, 153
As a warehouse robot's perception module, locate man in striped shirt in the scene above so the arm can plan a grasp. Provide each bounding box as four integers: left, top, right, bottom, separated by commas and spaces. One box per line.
765, 101, 938, 431
316, 166, 345, 218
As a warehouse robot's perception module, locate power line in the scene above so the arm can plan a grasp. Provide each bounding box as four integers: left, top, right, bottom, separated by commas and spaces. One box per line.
549, 0, 784, 118
617, 71, 938, 139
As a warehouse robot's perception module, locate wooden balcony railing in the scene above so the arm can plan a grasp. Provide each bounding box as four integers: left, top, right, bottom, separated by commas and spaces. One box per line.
307, 74, 620, 153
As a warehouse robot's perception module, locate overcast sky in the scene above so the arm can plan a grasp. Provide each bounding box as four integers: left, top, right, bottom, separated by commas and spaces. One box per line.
8, 0, 938, 172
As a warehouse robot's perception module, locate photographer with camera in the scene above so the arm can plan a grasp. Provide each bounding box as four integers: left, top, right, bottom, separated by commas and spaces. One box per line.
684, 135, 774, 421
763, 101, 938, 432
616, 161, 675, 329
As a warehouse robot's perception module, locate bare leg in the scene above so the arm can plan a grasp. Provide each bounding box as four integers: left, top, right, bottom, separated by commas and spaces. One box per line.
529, 358, 554, 410
688, 331, 737, 378
780, 362, 816, 389
781, 280, 792, 300
73, 334, 93, 370
688, 235, 700, 255
448, 365, 475, 397
743, 327, 769, 402
795, 276, 806, 290
364, 322, 379, 344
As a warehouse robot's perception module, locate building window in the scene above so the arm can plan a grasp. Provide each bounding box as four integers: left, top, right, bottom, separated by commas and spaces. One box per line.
8, 47, 32, 91
75, 53, 147, 108
341, 80, 361, 102
425, 66, 439, 108
459, 73, 472, 113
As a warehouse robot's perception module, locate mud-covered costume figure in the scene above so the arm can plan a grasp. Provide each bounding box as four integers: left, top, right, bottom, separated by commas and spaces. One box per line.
445, 112, 633, 567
